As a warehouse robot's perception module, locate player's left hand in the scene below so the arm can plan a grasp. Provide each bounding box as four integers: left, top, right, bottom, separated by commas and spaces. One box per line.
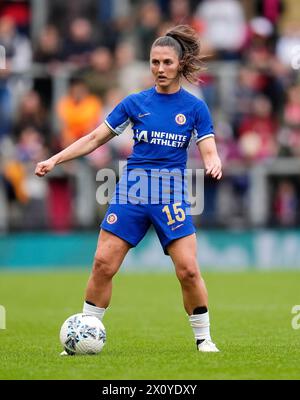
205, 157, 222, 180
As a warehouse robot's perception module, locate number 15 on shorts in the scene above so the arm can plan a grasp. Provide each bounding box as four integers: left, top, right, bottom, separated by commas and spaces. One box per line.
162, 203, 186, 225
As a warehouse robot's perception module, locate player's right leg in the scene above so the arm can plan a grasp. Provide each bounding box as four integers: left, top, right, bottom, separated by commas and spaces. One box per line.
85, 229, 131, 310
83, 202, 150, 320
61, 202, 150, 356
60, 230, 131, 356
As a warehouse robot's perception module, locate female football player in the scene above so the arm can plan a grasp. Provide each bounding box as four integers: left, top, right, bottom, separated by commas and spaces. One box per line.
35, 25, 222, 353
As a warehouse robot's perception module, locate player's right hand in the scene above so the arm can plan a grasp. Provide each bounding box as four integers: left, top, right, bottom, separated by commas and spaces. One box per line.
35, 158, 56, 177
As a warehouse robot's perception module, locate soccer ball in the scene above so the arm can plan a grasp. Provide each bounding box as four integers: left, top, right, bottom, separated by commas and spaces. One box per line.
59, 313, 106, 355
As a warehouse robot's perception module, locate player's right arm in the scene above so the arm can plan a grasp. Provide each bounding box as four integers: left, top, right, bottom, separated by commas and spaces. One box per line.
35, 122, 115, 177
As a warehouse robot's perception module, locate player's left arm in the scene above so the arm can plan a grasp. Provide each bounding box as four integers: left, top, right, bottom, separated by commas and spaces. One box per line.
197, 137, 222, 180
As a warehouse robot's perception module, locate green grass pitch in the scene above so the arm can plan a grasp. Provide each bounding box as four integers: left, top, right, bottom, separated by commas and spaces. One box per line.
0, 270, 299, 380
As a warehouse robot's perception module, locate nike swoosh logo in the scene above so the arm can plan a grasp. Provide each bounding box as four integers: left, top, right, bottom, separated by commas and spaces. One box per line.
138, 113, 151, 118
171, 224, 184, 231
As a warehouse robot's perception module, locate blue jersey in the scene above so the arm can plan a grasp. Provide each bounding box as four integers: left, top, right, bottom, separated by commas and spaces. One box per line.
105, 86, 214, 172
101, 86, 215, 254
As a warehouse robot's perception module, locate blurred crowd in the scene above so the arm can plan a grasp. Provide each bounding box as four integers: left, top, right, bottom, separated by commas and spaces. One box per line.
0, 0, 300, 231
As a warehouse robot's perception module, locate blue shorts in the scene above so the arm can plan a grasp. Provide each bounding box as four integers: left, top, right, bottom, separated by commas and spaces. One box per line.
101, 202, 195, 255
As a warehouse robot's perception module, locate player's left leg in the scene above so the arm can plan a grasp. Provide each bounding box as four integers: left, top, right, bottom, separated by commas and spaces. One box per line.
167, 233, 207, 314
167, 234, 219, 352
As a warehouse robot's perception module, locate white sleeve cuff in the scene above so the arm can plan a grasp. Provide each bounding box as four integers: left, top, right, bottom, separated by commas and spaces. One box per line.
195, 133, 215, 144
104, 120, 119, 136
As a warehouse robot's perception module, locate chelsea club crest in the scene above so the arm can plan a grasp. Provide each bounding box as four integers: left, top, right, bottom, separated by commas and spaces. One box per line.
175, 114, 186, 125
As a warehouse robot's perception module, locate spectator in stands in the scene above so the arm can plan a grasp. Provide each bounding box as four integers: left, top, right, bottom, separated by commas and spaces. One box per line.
0, 66, 12, 139
276, 22, 300, 69
16, 126, 47, 164
0, 15, 31, 73
57, 77, 102, 147
13, 90, 51, 144
238, 95, 278, 162
62, 18, 96, 67
15, 126, 49, 229
246, 16, 275, 52
81, 47, 118, 99
213, 119, 242, 165
195, 0, 247, 60
245, 44, 286, 115
134, 1, 162, 61
274, 180, 298, 226
34, 25, 63, 66
232, 66, 261, 136
2, 126, 48, 229
253, 0, 285, 39
114, 41, 150, 94
48, 0, 98, 35
2, 144, 28, 206
278, 84, 300, 157
0, 15, 32, 137
168, 0, 203, 33
0, 0, 31, 35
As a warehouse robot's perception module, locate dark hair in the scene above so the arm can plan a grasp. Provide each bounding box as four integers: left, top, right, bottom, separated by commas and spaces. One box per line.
69, 76, 86, 87
152, 25, 205, 84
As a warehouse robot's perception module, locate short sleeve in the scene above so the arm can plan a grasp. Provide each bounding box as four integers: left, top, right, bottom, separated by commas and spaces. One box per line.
104, 97, 131, 136
193, 100, 215, 143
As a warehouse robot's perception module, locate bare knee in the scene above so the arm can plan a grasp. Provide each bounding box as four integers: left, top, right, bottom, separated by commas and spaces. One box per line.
176, 260, 200, 286
92, 254, 116, 280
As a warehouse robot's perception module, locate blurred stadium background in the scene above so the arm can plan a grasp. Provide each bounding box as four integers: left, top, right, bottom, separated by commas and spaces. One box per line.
1, 0, 300, 381
0, 0, 300, 271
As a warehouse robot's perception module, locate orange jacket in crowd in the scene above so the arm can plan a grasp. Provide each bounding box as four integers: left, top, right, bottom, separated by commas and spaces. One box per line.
57, 94, 102, 147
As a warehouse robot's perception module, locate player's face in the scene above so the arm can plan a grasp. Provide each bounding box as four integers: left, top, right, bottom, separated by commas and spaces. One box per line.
150, 46, 181, 91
